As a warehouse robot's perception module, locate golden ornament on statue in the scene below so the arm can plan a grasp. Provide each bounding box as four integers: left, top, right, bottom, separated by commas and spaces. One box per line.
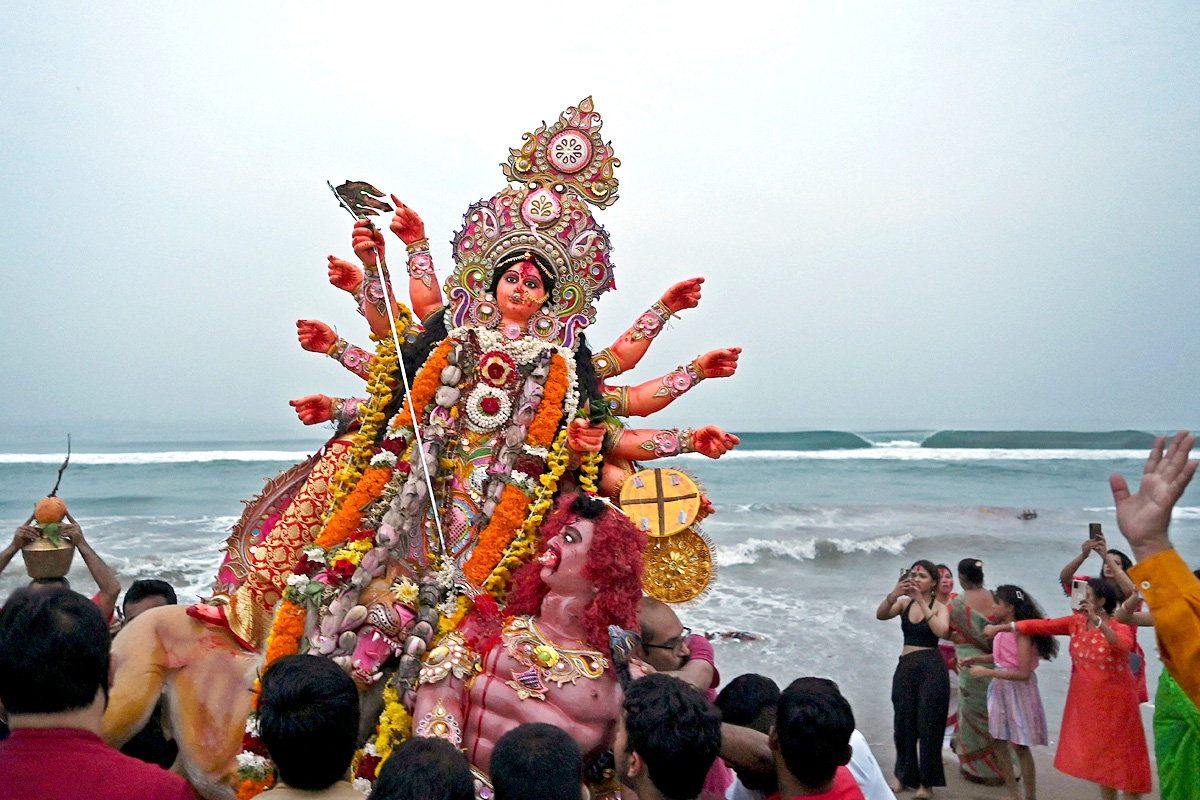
642, 527, 714, 603
618, 468, 701, 537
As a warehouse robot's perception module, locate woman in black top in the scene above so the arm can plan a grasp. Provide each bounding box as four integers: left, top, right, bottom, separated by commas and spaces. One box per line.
877, 559, 951, 799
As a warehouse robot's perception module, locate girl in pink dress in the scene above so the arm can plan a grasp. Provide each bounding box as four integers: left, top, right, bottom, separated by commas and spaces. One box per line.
964, 585, 1058, 800
986, 578, 1151, 799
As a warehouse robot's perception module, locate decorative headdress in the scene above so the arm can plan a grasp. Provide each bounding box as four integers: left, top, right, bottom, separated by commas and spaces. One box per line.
445, 97, 620, 349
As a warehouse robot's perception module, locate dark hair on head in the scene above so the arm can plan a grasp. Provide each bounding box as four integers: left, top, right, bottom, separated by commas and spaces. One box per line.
1086, 577, 1122, 615
258, 655, 360, 791
993, 585, 1058, 661
123, 579, 177, 613
909, 560, 940, 599
957, 558, 985, 587
370, 736, 473, 800
935, 564, 952, 577
0, 587, 110, 714
488, 250, 557, 298
715, 674, 780, 733
776, 677, 855, 790
1193, 569, 1200, 581
622, 674, 723, 800
490, 723, 582, 800
1107, 549, 1133, 572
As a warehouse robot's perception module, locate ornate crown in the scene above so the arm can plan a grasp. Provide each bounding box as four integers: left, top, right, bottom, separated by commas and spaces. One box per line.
444, 98, 621, 349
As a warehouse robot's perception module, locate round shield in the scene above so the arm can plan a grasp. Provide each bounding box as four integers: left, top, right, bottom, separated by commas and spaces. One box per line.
618, 468, 702, 538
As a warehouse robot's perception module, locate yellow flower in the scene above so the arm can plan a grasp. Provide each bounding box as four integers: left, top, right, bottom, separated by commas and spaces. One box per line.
392, 579, 419, 604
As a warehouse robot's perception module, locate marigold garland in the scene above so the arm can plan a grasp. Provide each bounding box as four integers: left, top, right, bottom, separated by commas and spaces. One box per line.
314, 465, 394, 550
462, 484, 532, 585
483, 427, 572, 595
236, 777, 273, 800
435, 595, 472, 642
325, 334, 400, 519
526, 353, 569, 446
262, 599, 308, 667
393, 339, 454, 431
373, 685, 413, 770
235, 597, 308, 798
460, 354, 571, 585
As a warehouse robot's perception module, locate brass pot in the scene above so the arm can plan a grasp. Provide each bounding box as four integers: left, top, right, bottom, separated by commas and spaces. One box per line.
21, 537, 76, 579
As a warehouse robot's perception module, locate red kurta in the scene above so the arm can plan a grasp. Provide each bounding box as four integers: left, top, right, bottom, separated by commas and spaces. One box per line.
1018, 615, 1151, 793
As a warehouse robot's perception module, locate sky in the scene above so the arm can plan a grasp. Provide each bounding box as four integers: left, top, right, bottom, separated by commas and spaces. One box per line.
1, 1, 1198, 440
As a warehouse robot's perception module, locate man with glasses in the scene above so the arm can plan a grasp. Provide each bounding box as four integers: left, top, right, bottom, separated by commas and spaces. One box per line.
637, 597, 716, 697
635, 596, 732, 795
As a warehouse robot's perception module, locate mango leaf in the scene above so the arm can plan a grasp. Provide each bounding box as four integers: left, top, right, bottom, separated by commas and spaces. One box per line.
40, 522, 62, 547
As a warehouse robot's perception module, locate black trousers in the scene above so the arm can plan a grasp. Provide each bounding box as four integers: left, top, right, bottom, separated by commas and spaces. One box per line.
891, 648, 950, 788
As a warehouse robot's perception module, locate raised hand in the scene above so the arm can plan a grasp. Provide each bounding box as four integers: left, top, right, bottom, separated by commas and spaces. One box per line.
328, 256, 363, 293
691, 426, 740, 459
660, 277, 704, 313
296, 320, 337, 353
289, 395, 334, 425
388, 195, 426, 245
352, 219, 385, 267
1110, 432, 1198, 561
566, 418, 605, 454
697, 347, 741, 379
9, 525, 39, 551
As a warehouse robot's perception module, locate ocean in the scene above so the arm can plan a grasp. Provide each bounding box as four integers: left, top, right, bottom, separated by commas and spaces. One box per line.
2, 427, 1196, 753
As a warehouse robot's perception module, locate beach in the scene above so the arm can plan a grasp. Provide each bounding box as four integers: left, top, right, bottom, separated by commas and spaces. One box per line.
2, 426, 1193, 798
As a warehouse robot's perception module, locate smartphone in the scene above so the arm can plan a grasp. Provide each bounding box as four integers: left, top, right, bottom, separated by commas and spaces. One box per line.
899, 567, 911, 581
1070, 577, 1089, 611
1089, 523, 1103, 541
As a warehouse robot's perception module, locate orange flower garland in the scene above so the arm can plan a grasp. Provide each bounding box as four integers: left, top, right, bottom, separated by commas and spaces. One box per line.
393, 339, 454, 430
237, 777, 273, 800
462, 354, 570, 585
526, 353, 569, 446
463, 484, 532, 585
325, 334, 399, 519
314, 465, 394, 549
235, 597, 308, 798
262, 599, 307, 667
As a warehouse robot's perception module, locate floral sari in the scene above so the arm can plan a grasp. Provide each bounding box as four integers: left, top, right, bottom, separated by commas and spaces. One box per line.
948, 596, 1004, 783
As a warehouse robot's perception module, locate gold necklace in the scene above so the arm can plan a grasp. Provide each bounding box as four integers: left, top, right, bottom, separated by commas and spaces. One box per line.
502, 615, 607, 701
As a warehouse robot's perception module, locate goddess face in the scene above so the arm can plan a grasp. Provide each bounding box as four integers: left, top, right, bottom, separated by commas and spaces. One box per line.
495, 261, 548, 326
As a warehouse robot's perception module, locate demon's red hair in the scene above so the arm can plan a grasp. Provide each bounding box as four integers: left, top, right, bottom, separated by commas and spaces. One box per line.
468, 492, 646, 653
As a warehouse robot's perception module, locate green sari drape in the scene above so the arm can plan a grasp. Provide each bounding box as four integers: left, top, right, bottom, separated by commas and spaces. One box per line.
1155, 670, 1200, 800
948, 596, 1004, 783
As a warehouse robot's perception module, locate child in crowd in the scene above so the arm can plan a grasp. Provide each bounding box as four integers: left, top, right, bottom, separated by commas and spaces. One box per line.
962, 585, 1057, 800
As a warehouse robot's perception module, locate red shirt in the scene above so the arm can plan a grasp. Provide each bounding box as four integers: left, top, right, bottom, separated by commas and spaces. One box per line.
0, 728, 196, 800
768, 766, 866, 800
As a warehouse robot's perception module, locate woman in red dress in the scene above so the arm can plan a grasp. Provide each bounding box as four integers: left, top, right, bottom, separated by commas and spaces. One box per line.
986, 578, 1151, 799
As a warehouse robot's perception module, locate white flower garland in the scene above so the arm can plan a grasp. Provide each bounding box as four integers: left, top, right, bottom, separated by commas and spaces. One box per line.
464, 384, 514, 433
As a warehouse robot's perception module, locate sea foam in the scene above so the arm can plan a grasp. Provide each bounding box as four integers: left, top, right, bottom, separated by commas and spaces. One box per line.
718, 533, 913, 566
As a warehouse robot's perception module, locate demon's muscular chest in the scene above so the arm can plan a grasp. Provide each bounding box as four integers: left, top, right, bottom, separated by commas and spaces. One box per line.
463, 616, 621, 764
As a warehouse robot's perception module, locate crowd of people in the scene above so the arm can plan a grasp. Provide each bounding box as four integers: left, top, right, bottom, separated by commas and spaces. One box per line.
878, 433, 1200, 800
0, 436, 1196, 800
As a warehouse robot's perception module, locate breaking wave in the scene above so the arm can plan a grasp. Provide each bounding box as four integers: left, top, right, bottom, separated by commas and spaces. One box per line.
718, 533, 913, 566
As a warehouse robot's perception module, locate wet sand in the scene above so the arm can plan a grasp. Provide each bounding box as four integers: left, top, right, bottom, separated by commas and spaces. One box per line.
872, 742, 1160, 800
